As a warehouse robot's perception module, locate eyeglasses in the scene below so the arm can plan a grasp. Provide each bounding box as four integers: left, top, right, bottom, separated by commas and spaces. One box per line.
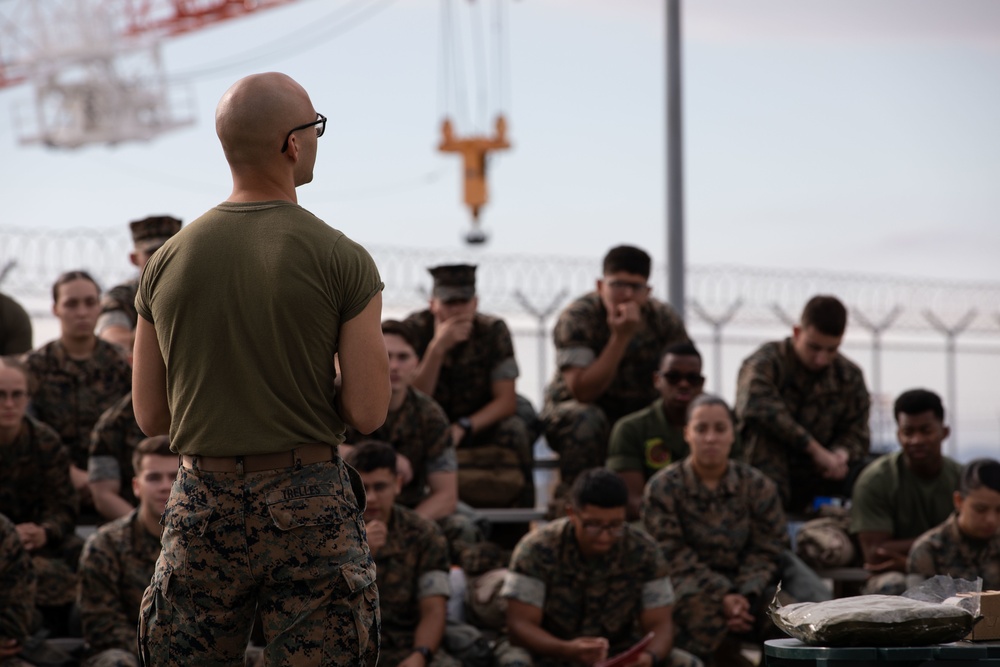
605, 279, 648, 294
661, 371, 705, 386
280, 112, 327, 153
580, 521, 626, 537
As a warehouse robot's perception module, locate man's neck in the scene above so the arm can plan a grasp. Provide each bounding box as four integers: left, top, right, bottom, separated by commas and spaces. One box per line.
0, 420, 23, 447
388, 386, 407, 412
60, 334, 97, 360
907, 456, 945, 481
662, 401, 686, 427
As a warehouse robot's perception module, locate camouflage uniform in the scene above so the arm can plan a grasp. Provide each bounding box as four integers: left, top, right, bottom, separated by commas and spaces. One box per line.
735, 338, 870, 513
22, 339, 132, 470
0, 416, 79, 607
404, 309, 534, 507
344, 388, 483, 559
88, 392, 146, 508
97, 278, 140, 335
642, 459, 788, 659
908, 513, 1000, 591
500, 518, 700, 667
345, 387, 454, 510
78, 509, 161, 667
850, 450, 961, 595
606, 399, 689, 480
542, 293, 688, 493
138, 457, 379, 667
97, 215, 182, 336
374, 504, 459, 667
0, 513, 40, 664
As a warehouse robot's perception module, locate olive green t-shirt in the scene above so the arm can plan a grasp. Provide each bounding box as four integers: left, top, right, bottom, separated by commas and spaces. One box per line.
849, 450, 962, 539
136, 201, 383, 456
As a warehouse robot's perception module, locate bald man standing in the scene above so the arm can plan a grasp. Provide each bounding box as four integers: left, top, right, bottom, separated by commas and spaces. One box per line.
132, 72, 389, 666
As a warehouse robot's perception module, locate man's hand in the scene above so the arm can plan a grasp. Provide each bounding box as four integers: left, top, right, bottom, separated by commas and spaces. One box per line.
449, 422, 469, 448
15, 523, 47, 552
0, 638, 22, 659
397, 652, 427, 667
722, 593, 755, 634
431, 313, 474, 352
365, 520, 388, 556
606, 301, 642, 340
807, 440, 848, 480
70, 465, 93, 502
864, 547, 907, 574
396, 454, 414, 485
566, 637, 609, 666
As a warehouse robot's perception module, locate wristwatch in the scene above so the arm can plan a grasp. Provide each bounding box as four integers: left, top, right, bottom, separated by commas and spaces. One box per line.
413, 646, 433, 663
457, 416, 473, 436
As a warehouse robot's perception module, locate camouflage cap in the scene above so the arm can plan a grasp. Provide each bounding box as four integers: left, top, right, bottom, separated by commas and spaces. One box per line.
429, 264, 476, 302
129, 215, 182, 252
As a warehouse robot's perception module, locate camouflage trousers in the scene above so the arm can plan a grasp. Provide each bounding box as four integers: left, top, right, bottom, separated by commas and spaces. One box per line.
138, 456, 379, 667
380, 630, 461, 667
673, 575, 744, 659
31, 553, 78, 606
493, 636, 703, 667
83, 648, 139, 667
540, 400, 610, 501
745, 437, 862, 514
84, 646, 264, 667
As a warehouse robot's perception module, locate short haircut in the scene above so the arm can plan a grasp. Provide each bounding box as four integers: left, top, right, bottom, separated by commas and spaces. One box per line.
0, 356, 37, 396
958, 458, 1000, 497
570, 468, 628, 510
131, 436, 174, 474
52, 270, 101, 303
345, 441, 397, 475
602, 245, 651, 278
800, 295, 847, 337
685, 393, 735, 424
894, 388, 945, 423
381, 320, 419, 356
662, 341, 701, 363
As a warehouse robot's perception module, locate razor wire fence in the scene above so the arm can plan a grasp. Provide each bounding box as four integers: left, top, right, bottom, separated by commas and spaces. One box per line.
3, 226, 1000, 459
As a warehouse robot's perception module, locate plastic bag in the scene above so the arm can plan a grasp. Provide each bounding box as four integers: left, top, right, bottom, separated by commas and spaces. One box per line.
768, 577, 978, 647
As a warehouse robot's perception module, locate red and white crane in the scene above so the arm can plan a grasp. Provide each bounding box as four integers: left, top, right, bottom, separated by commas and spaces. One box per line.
0, 0, 293, 148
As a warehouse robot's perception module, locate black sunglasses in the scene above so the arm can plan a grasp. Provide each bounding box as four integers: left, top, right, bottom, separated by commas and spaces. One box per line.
661, 371, 705, 386
280, 113, 326, 153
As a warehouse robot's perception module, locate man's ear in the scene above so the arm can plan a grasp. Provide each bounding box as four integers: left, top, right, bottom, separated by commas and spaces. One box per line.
129, 251, 140, 268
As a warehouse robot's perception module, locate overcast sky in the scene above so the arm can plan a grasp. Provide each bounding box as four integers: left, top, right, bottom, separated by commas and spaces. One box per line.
1, 0, 998, 282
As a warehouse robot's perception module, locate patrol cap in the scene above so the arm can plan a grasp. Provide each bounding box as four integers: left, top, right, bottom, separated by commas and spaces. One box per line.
130, 215, 182, 252
429, 264, 476, 302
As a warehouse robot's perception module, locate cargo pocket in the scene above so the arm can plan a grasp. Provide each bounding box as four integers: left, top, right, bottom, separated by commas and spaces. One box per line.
342, 558, 380, 666
137, 567, 173, 667
266, 486, 349, 570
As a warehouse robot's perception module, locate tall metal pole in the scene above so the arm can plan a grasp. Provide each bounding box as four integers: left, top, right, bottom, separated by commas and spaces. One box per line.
924, 309, 977, 457
666, 0, 685, 320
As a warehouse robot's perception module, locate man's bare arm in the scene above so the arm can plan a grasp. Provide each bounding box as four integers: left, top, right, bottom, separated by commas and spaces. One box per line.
413, 471, 458, 521
638, 605, 676, 666
467, 378, 516, 432
338, 293, 390, 434
90, 480, 133, 521
133, 318, 170, 437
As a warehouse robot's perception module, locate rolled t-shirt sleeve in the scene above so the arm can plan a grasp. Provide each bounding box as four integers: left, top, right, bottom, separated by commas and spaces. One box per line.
500, 571, 546, 608
330, 235, 384, 323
